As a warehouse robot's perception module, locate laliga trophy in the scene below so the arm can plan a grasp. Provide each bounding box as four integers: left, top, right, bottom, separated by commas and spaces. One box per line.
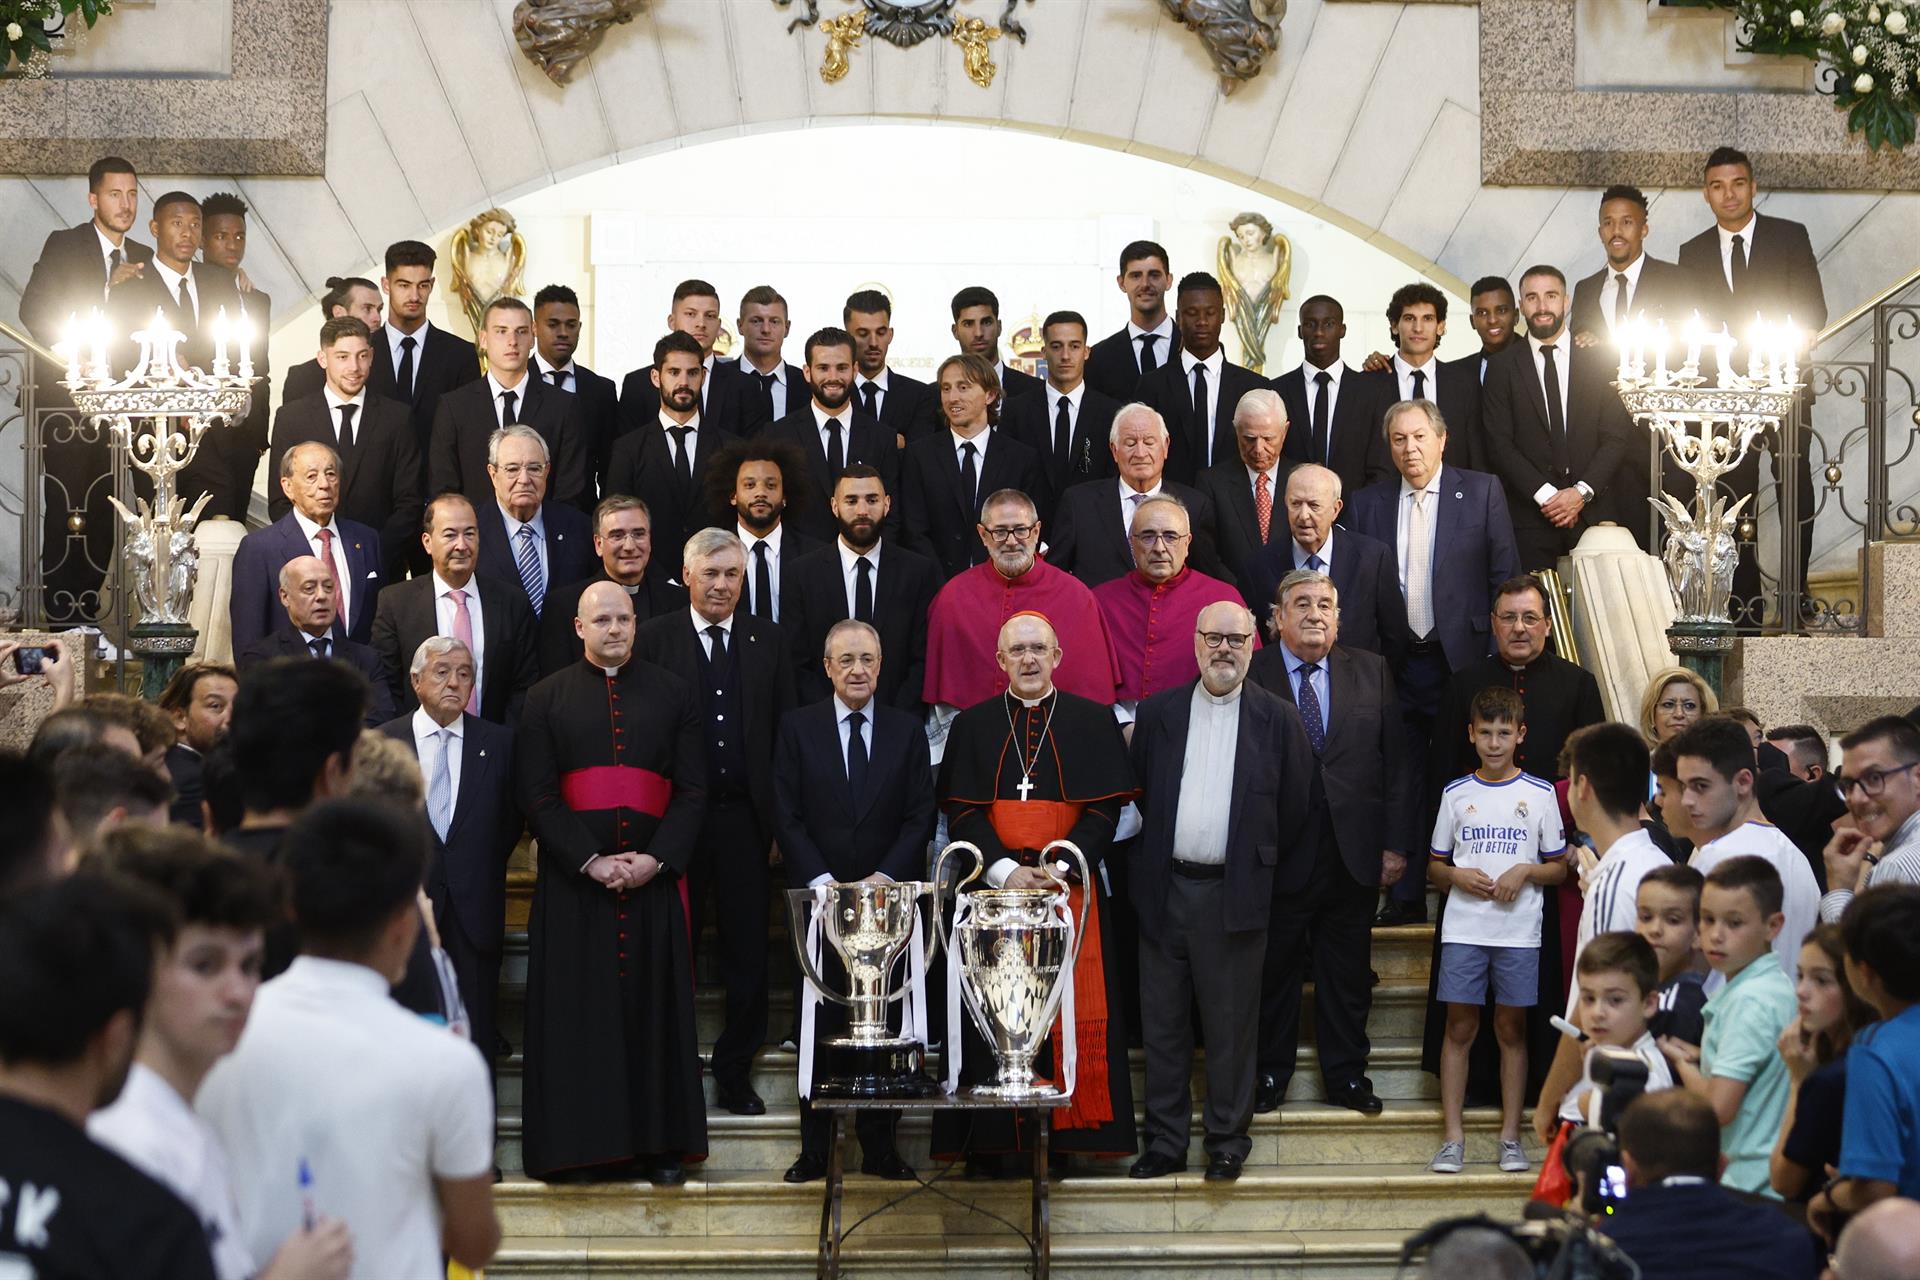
946, 838, 1090, 1100
786, 878, 947, 1098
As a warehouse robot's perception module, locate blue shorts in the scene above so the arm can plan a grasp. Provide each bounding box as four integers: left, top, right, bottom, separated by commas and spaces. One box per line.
1436, 941, 1539, 1007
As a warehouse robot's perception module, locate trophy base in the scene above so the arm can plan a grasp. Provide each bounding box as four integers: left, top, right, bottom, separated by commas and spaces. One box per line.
966, 1081, 1064, 1101
813, 1038, 940, 1099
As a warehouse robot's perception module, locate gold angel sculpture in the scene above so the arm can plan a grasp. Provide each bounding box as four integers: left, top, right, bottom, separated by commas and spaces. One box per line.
450, 208, 527, 337
1217, 211, 1291, 374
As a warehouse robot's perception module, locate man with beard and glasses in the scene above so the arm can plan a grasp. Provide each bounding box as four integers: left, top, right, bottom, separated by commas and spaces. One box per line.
607, 331, 735, 573
538, 495, 688, 677
844, 289, 940, 447
703, 439, 817, 626
783, 466, 940, 712
761, 327, 899, 541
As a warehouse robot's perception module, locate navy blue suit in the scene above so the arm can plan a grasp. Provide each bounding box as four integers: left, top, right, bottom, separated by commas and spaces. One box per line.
1601, 1181, 1821, 1280
236, 626, 397, 726
475, 499, 597, 620
1247, 527, 1410, 673
228, 514, 384, 655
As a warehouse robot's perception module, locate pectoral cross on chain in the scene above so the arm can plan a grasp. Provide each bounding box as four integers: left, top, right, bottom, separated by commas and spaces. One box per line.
1016, 776, 1035, 802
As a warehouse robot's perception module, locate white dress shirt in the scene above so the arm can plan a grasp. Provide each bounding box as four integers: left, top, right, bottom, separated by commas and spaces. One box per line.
1391, 352, 1440, 404
1048, 380, 1086, 454
1526, 331, 1579, 506
838, 537, 881, 617
857, 368, 892, 418
1598, 253, 1647, 336
1117, 477, 1164, 540
532, 350, 578, 392
1170, 682, 1241, 864
291, 508, 350, 633
743, 360, 792, 419
94, 225, 126, 301
1716, 212, 1758, 291
951, 426, 990, 474
150, 259, 199, 324
812, 399, 852, 454
1128, 317, 1176, 372
411, 705, 465, 809
1395, 463, 1444, 597
1180, 347, 1226, 465
658, 409, 702, 468
500, 500, 548, 596
384, 322, 426, 395
693, 605, 735, 659
1292, 526, 1335, 573
738, 523, 784, 621
432, 571, 486, 705
1279, 642, 1332, 724
487, 370, 531, 428
320, 384, 367, 447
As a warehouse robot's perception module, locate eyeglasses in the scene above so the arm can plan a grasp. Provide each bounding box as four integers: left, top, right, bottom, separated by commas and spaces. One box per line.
1197, 631, 1253, 650
1837, 762, 1919, 798
1656, 698, 1701, 715
983, 524, 1036, 543
1003, 642, 1054, 659
601, 529, 650, 544
1494, 611, 1546, 627
497, 462, 548, 479
1130, 530, 1189, 547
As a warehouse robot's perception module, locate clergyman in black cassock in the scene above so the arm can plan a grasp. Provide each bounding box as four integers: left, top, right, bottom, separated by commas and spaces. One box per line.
516, 582, 709, 1183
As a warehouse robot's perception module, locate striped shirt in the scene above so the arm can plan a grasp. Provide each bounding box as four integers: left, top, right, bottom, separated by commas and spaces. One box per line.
1821, 811, 1920, 923
1567, 827, 1672, 1018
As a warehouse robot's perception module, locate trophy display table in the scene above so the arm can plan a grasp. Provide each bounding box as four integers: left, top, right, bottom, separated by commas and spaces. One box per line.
811, 1091, 1072, 1280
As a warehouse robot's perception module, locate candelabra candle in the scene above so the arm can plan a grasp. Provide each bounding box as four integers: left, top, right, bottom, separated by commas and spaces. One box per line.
1654, 321, 1669, 383
211, 307, 230, 378
237, 312, 254, 381
60, 313, 83, 384
87, 310, 109, 384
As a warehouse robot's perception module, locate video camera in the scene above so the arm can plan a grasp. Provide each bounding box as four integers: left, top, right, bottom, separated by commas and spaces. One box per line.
1561, 1045, 1653, 1217
1398, 1211, 1641, 1280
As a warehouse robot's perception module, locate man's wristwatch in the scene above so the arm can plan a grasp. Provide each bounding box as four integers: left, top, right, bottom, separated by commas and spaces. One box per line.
1574, 481, 1594, 502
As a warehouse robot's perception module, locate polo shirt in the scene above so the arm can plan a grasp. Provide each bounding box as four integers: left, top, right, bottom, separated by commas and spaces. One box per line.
1838, 1003, 1920, 1197
1701, 950, 1798, 1197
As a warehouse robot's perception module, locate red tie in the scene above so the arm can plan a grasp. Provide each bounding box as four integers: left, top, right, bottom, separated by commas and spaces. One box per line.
315, 528, 342, 628
1254, 472, 1272, 542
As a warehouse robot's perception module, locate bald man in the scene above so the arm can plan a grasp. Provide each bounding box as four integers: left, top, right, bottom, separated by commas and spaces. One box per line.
1126, 600, 1314, 1180
1247, 463, 1410, 669
236, 553, 395, 725
1833, 1198, 1920, 1280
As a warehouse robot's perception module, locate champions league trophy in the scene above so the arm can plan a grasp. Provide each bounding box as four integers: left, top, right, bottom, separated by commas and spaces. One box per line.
944, 838, 1090, 1100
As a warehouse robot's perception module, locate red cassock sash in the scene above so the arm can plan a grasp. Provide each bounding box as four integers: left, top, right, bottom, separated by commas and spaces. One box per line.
559, 765, 692, 954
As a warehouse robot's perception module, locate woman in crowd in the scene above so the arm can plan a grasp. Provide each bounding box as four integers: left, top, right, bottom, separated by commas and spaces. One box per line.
1770, 923, 1878, 1205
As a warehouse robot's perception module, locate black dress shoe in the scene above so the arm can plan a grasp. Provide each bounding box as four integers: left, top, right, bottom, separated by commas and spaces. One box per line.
1373, 901, 1427, 927
1128, 1151, 1188, 1179
1327, 1080, 1384, 1115
784, 1153, 828, 1184
645, 1158, 688, 1186
861, 1151, 916, 1181
715, 1084, 766, 1116
1205, 1153, 1244, 1182
1254, 1072, 1285, 1114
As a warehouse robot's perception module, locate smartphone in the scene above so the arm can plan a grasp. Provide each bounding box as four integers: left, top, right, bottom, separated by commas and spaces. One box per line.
12, 646, 46, 676
1598, 1163, 1629, 1211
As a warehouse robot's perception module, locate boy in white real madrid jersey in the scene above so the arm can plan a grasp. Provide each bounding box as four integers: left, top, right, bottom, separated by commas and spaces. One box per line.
1427, 687, 1568, 1175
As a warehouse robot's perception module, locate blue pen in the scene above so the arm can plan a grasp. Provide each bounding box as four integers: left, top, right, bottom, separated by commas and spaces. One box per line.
298, 1158, 316, 1231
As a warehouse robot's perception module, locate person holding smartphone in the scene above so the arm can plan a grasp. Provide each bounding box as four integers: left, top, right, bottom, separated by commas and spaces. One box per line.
0, 636, 78, 716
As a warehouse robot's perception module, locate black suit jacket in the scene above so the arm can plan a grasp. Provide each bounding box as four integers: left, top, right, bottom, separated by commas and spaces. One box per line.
604, 418, 737, 574
379, 712, 520, 953
267, 391, 422, 579
1600, 1182, 1821, 1280
428, 374, 591, 513
1085, 324, 1174, 403
236, 626, 398, 726
1043, 478, 1223, 588
730, 360, 811, 435
282, 357, 324, 406
369, 572, 538, 725
368, 322, 482, 486
1128, 678, 1314, 936
997, 363, 1044, 405
1248, 642, 1415, 887
741, 526, 818, 626
1357, 361, 1484, 473
535, 359, 620, 500
773, 698, 936, 886
1247, 528, 1411, 671
1135, 353, 1269, 483
229, 513, 384, 653
474, 499, 597, 619
19, 223, 154, 346
782, 539, 939, 712
1677, 212, 1828, 334
899, 429, 1046, 579
1570, 255, 1702, 341
1196, 460, 1295, 604
862, 369, 941, 445
760, 404, 901, 541
1000, 384, 1120, 521
164, 743, 205, 828
618, 357, 748, 439
1275, 363, 1394, 499
536, 570, 688, 678
633, 609, 797, 820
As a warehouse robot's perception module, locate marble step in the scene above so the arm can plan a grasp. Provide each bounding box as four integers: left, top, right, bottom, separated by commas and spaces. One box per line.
495, 1100, 1531, 1176
486, 1228, 1436, 1278
490, 1163, 1531, 1239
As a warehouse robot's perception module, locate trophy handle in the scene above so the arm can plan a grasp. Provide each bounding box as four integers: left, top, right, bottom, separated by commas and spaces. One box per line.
784, 887, 857, 1010
927, 840, 985, 972
1039, 838, 1093, 980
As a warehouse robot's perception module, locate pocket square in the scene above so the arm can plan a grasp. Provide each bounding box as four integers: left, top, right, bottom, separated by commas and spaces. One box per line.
366, 570, 379, 578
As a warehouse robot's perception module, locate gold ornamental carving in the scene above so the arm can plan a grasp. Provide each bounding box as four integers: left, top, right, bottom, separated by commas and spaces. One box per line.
781, 1, 1029, 88
818, 9, 868, 82
949, 15, 1001, 87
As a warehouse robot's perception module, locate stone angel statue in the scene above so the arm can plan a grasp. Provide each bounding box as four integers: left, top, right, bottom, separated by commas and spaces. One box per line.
450, 208, 527, 337
1654, 490, 1747, 623
1217, 211, 1291, 374
108, 490, 212, 627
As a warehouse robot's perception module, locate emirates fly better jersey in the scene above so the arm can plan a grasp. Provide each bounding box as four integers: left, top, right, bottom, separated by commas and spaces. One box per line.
1432, 771, 1567, 948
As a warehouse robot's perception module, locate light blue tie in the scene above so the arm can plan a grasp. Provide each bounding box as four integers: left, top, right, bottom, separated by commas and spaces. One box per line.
426, 728, 453, 840
515, 524, 545, 616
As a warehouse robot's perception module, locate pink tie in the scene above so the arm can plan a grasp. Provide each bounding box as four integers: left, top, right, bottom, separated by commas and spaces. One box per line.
450, 588, 480, 716
315, 527, 342, 628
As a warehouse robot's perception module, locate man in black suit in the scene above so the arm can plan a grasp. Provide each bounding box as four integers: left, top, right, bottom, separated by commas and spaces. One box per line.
607, 331, 736, 574
1248, 569, 1414, 1116
773, 619, 934, 1184
229, 441, 385, 655
282, 275, 383, 404
1460, 276, 1521, 386
1086, 239, 1177, 403
157, 661, 237, 829
1678, 146, 1828, 611
1127, 600, 1314, 1181
634, 528, 797, 1116
900, 354, 1047, 579
369, 240, 483, 523
1571, 185, 1700, 346
1275, 295, 1393, 499
370, 493, 539, 726
730, 284, 810, 435
844, 289, 940, 446
380, 635, 521, 1065
200, 191, 271, 513
783, 466, 938, 712
1357, 282, 1483, 473
1000, 309, 1121, 521
538, 494, 688, 677
760, 326, 899, 541
532, 283, 620, 500
1482, 265, 1637, 571
950, 285, 1043, 403
430, 295, 590, 513
235, 555, 397, 727
268, 315, 422, 581
107, 190, 249, 518
617, 278, 747, 437
705, 437, 817, 626
1045, 403, 1222, 588
1136, 272, 1267, 483
474, 423, 596, 621
1247, 464, 1410, 670
1197, 386, 1294, 602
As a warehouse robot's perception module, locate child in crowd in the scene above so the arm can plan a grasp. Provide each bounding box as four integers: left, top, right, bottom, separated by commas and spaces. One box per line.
1636, 864, 1708, 1046
1770, 923, 1877, 1202
1661, 855, 1797, 1198
1649, 738, 1699, 859
1427, 688, 1568, 1175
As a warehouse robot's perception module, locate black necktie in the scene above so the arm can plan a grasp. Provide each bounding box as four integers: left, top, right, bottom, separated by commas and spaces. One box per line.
1411, 368, 1427, 402
960, 441, 979, 515
755, 371, 777, 421
500, 389, 518, 426
853, 555, 874, 623
706, 622, 727, 666
397, 335, 417, 401
1730, 233, 1749, 295
176, 276, 194, 322
1191, 361, 1211, 466
336, 403, 358, 468
1541, 343, 1571, 478
1311, 370, 1331, 466
107, 247, 121, 289
548, 368, 568, 390
752, 542, 774, 620
309, 637, 331, 659
1138, 333, 1161, 372
825, 416, 844, 478
1053, 394, 1073, 467
668, 425, 694, 493
1613, 272, 1631, 330
845, 709, 869, 797
861, 381, 881, 419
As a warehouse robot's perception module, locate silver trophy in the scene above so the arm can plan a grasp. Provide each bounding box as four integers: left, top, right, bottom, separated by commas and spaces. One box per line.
786, 878, 945, 1098
945, 838, 1091, 1100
